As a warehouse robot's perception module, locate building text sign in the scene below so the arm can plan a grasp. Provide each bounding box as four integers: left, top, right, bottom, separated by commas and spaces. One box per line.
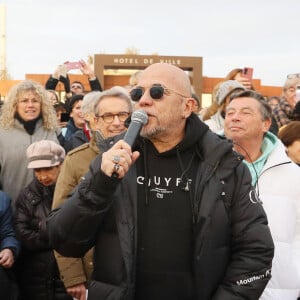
94, 54, 203, 104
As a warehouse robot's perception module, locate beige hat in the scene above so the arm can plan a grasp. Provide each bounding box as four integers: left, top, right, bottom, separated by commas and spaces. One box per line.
27, 140, 65, 169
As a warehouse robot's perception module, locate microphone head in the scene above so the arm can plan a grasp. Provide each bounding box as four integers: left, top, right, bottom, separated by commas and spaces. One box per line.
131, 109, 148, 125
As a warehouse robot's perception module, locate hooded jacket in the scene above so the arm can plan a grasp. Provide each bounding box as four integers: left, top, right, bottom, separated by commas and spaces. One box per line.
48, 114, 274, 300
253, 133, 300, 300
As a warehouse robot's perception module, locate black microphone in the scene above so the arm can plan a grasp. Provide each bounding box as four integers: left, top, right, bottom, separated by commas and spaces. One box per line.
111, 109, 148, 178
124, 109, 148, 146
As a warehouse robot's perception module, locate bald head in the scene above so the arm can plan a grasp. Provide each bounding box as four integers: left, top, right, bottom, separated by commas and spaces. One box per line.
138, 63, 192, 97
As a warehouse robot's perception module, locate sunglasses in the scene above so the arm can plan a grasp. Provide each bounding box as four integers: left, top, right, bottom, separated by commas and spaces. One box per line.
130, 84, 189, 102
287, 73, 300, 79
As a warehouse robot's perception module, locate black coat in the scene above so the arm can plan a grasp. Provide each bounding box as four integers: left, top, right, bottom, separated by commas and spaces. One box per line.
64, 129, 89, 153
14, 178, 72, 300
48, 114, 274, 300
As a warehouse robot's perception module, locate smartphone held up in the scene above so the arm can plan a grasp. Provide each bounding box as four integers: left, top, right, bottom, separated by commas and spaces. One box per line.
64, 61, 83, 71
242, 67, 254, 81
60, 112, 70, 123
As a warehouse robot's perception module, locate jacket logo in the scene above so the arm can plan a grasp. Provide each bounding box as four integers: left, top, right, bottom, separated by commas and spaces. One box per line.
150, 187, 173, 199
137, 176, 192, 199
249, 189, 262, 204
236, 269, 271, 286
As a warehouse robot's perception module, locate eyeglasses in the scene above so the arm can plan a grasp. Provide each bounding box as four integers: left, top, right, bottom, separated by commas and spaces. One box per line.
18, 98, 41, 105
71, 84, 83, 89
130, 84, 189, 102
96, 112, 130, 124
287, 73, 300, 79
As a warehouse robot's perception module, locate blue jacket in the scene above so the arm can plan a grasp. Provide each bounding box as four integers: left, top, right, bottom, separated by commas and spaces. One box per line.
0, 191, 20, 258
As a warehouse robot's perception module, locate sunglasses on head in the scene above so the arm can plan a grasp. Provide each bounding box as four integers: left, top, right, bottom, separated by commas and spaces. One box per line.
287, 73, 300, 79
130, 84, 189, 102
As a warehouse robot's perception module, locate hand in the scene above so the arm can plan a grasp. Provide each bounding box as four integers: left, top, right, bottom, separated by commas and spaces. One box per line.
101, 140, 140, 179
0, 249, 14, 268
66, 283, 87, 300
235, 76, 252, 89
79, 59, 96, 80
53, 64, 67, 79
57, 121, 68, 128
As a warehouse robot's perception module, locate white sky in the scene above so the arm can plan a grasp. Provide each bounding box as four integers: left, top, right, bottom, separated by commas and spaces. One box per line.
1, 0, 300, 86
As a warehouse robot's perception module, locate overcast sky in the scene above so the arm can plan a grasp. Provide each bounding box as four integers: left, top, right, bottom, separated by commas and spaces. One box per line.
2, 0, 300, 86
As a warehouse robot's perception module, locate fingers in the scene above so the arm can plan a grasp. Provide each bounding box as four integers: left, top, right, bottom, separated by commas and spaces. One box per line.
236, 77, 252, 89
101, 140, 138, 178
67, 284, 86, 300
0, 251, 14, 268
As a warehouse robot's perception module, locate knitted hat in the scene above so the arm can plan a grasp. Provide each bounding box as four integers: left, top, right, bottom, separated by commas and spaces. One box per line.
27, 140, 65, 169
215, 80, 246, 105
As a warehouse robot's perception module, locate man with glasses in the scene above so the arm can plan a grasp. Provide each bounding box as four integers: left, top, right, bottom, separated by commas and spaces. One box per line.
273, 74, 300, 128
48, 63, 274, 300
52, 86, 132, 300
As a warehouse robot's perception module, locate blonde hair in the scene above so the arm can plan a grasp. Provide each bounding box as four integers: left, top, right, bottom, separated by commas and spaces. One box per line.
0, 80, 58, 130
202, 81, 224, 121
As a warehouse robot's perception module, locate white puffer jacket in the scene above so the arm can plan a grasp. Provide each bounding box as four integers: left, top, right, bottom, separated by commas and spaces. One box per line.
258, 139, 300, 300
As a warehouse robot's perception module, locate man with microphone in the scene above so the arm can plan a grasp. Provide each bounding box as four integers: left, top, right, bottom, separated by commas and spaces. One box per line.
48, 63, 274, 300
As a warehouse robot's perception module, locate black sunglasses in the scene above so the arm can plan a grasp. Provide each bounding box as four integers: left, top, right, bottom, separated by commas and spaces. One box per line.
130, 84, 189, 102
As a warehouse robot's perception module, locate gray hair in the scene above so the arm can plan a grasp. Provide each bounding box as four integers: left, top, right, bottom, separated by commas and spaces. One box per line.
81, 91, 102, 116
93, 86, 133, 115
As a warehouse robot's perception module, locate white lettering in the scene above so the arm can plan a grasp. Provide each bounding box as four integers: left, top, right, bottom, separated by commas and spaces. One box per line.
113, 57, 139, 64
137, 176, 192, 188
137, 176, 144, 184
236, 271, 270, 286
165, 177, 172, 186
144, 58, 154, 64
153, 176, 161, 185
159, 59, 181, 65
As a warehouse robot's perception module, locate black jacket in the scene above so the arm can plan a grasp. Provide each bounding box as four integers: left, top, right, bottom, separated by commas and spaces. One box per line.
64, 129, 89, 153
14, 178, 72, 300
48, 114, 274, 300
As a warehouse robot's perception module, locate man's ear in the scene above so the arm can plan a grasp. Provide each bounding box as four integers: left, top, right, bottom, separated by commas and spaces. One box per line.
262, 118, 272, 133
183, 97, 197, 118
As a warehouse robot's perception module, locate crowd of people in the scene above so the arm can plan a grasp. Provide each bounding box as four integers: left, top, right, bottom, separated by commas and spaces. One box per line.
0, 61, 300, 300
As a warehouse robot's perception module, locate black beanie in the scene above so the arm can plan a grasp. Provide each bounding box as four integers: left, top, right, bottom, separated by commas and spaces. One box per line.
67, 94, 84, 113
